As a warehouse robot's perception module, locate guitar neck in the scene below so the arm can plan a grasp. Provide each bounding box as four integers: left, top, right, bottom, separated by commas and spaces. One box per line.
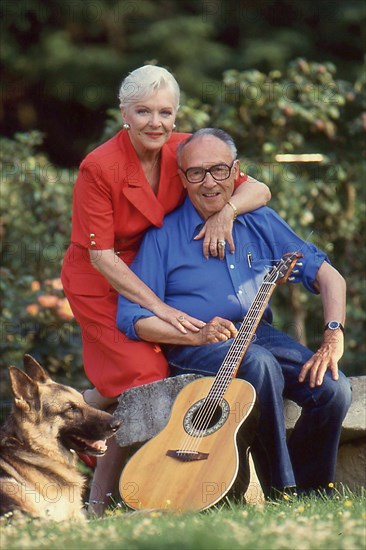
206, 251, 302, 403
226, 281, 276, 374
208, 279, 277, 402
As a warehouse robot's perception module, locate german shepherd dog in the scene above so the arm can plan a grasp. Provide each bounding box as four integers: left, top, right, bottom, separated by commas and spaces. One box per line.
0, 355, 120, 521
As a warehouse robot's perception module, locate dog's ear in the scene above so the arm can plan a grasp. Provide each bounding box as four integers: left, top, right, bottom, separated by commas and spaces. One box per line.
23, 354, 50, 383
8, 367, 40, 412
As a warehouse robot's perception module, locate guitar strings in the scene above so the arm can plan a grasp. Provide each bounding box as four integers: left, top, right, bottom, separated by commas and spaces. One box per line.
181, 255, 299, 455
175, 266, 279, 456
175, 269, 279, 456
175, 282, 273, 456
184, 281, 275, 451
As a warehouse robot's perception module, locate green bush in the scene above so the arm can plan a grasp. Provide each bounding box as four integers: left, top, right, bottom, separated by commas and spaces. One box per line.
0, 131, 83, 396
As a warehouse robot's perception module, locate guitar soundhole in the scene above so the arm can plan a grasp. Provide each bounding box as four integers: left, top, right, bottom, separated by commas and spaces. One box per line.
183, 399, 230, 437
192, 403, 221, 430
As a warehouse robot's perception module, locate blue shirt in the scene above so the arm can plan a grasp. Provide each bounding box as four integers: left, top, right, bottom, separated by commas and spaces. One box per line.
117, 199, 328, 340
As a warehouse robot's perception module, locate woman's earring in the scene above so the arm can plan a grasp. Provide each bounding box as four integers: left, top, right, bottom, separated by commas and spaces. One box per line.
123, 123, 131, 130
172, 123, 177, 130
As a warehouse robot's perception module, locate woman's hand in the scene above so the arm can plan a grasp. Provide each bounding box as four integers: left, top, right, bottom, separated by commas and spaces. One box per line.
194, 203, 235, 260
135, 315, 237, 346
150, 302, 206, 334
194, 176, 271, 260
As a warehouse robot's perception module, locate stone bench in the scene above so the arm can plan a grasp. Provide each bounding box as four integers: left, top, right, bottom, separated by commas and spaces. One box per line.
114, 375, 366, 499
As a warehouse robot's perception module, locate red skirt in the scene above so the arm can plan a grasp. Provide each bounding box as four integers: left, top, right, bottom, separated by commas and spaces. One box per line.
61, 244, 170, 397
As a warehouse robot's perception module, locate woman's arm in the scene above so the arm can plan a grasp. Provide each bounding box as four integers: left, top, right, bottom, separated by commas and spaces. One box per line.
89, 248, 204, 334
232, 175, 272, 212
135, 315, 238, 345
195, 177, 271, 259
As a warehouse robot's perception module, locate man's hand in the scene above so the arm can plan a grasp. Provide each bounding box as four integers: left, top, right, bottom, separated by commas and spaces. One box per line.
298, 330, 344, 387
198, 316, 238, 344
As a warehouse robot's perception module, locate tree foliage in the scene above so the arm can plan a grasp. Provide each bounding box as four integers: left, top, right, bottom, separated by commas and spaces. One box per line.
1, 0, 364, 164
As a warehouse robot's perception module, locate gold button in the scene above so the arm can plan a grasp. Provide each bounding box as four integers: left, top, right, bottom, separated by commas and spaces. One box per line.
90, 241, 96, 246
90, 233, 95, 238
240, 171, 245, 177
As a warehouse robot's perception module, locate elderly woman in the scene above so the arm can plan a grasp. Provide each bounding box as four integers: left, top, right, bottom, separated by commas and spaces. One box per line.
61, 65, 270, 512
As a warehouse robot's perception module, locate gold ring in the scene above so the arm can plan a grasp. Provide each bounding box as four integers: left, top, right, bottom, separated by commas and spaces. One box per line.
217, 240, 226, 247
177, 315, 185, 323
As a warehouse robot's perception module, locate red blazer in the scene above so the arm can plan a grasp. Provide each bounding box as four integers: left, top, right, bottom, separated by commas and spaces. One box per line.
71, 129, 190, 265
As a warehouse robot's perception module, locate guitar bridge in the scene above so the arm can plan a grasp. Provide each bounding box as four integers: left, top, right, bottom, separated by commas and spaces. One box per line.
166, 450, 209, 462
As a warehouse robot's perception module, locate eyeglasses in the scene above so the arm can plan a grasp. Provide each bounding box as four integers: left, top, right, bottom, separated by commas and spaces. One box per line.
179, 161, 235, 184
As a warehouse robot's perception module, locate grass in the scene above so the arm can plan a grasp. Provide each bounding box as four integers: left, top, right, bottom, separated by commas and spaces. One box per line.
1, 488, 365, 550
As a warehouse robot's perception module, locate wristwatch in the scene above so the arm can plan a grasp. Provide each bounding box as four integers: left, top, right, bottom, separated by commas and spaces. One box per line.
324, 321, 345, 334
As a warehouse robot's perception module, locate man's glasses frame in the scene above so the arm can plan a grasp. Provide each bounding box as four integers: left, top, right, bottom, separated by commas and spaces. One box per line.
179, 160, 236, 184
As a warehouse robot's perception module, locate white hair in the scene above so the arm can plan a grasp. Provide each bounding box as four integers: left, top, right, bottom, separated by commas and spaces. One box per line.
118, 65, 180, 109
177, 128, 237, 163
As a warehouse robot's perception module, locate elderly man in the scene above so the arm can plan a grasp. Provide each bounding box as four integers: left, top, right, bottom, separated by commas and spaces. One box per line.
117, 128, 351, 497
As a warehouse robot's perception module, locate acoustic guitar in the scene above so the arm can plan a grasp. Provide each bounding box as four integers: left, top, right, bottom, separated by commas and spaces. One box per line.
120, 251, 303, 511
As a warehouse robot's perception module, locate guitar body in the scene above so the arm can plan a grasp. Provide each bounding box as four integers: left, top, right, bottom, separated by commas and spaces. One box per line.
120, 377, 257, 511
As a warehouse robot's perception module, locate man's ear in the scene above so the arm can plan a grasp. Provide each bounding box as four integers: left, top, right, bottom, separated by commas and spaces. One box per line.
178, 170, 187, 189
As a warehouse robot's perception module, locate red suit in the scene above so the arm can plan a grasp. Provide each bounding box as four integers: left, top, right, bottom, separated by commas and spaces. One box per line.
61, 130, 246, 396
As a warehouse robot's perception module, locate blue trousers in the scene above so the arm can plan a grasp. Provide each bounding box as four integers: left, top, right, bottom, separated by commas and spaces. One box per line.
165, 321, 352, 495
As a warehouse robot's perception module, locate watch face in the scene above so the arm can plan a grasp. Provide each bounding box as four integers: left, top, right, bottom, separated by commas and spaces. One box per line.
328, 321, 340, 330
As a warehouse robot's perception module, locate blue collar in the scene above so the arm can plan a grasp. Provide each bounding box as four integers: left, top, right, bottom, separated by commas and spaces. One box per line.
182, 196, 247, 241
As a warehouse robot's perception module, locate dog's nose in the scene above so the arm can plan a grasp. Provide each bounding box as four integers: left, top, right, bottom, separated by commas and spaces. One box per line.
110, 417, 121, 431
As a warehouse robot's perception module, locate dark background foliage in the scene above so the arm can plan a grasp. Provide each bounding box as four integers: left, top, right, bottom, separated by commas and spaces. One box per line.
1, 0, 364, 165
1, 0, 365, 404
